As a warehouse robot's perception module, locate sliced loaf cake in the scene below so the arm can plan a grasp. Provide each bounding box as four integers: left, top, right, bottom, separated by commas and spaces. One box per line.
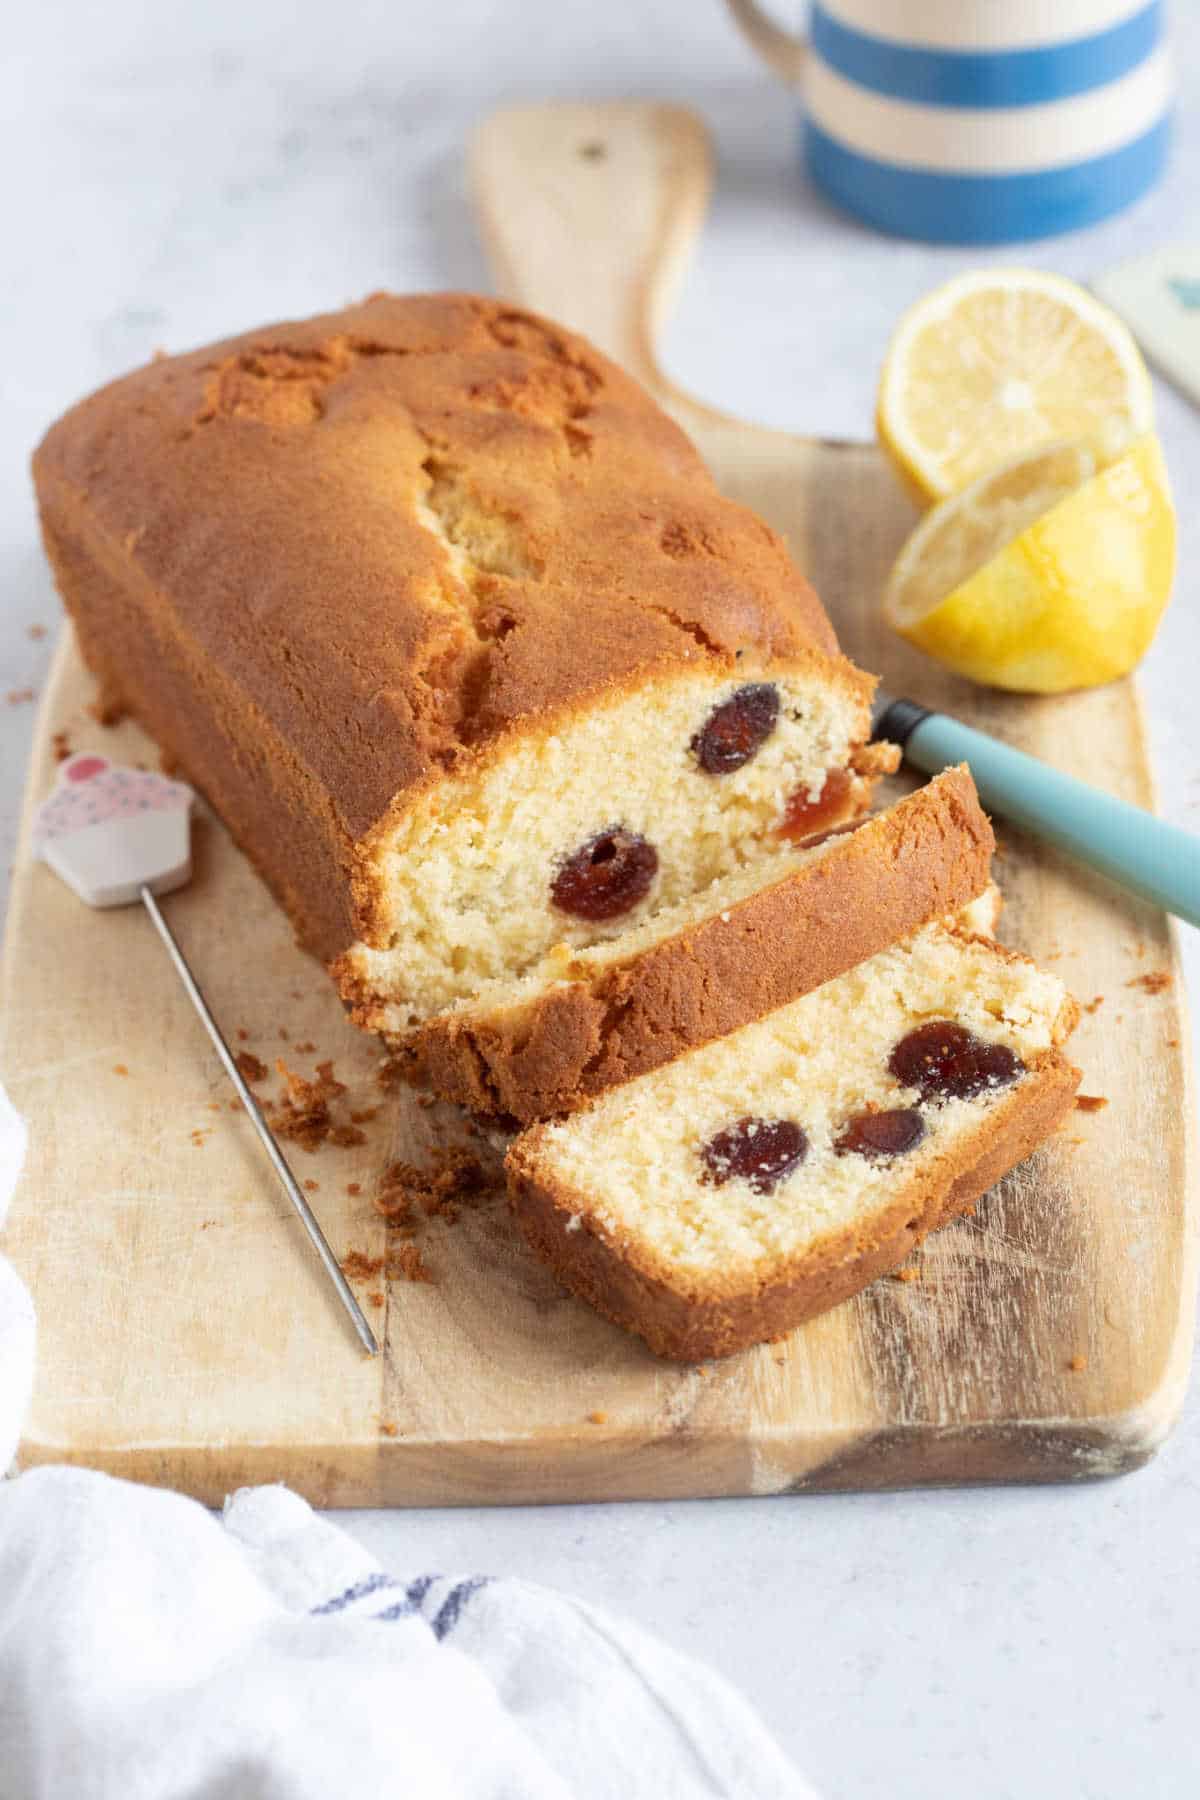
506, 921, 1080, 1360
34, 292, 886, 1027
372, 767, 994, 1122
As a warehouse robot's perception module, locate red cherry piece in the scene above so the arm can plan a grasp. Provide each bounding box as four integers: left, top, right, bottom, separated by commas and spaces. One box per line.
778, 766, 853, 842
889, 1020, 1022, 1103
691, 684, 779, 775
551, 828, 658, 922
834, 1108, 926, 1158
700, 1116, 808, 1195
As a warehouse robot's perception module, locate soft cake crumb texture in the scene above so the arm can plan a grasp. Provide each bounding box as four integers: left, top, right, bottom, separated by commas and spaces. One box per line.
348, 668, 859, 1020
536, 924, 1069, 1276
422, 790, 992, 1028
375, 797, 855, 1036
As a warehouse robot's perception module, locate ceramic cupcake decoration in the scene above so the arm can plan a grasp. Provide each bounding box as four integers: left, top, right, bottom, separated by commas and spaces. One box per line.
33, 753, 194, 907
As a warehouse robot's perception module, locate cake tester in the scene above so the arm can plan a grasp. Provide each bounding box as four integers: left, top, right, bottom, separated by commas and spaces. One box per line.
32, 753, 380, 1357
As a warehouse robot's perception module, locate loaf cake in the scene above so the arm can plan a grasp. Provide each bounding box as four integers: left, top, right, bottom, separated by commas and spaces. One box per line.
507, 922, 1080, 1360
379, 766, 995, 1123
33, 293, 889, 1026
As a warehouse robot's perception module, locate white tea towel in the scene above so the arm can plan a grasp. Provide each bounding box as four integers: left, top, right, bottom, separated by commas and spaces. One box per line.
0, 1083, 34, 1476
0, 1086, 815, 1800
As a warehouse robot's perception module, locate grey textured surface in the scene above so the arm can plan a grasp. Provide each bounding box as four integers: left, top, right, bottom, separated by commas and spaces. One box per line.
2, 3, 1198, 1793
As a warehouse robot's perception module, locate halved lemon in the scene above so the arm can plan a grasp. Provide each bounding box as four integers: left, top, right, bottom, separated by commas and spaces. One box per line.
883, 433, 1175, 694
877, 269, 1154, 504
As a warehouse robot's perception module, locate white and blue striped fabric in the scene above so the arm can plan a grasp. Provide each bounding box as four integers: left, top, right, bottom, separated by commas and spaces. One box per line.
0, 1473, 816, 1798
802, 0, 1171, 241
0, 1085, 812, 1800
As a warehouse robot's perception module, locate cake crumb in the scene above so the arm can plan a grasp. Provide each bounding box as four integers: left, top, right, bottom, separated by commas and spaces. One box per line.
236, 1028, 250, 1042
346, 1182, 361, 1196
228, 1098, 242, 1112
1075, 1095, 1109, 1113
368, 1290, 384, 1308
376, 1055, 409, 1092
342, 1244, 434, 1284
894, 1266, 920, 1283
392, 1243, 432, 1283
6, 688, 35, 706
1084, 995, 1105, 1014
1068, 1353, 1088, 1373
28, 623, 47, 640
112, 1064, 129, 1077
1167, 1037, 1179, 1049
263, 1059, 363, 1152
372, 1149, 501, 1226
380, 1421, 398, 1437
587, 1410, 609, 1425
341, 1250, 381, 1280
51, 730, 72, 762
235, 1051, 268, 1084
303, 1179, 319, 1192
1127, 970, 1171, 995
327, 1123, 368, 1148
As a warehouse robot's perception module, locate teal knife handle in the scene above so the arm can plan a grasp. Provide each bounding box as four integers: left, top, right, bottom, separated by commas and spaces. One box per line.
903, 711, 1200, 928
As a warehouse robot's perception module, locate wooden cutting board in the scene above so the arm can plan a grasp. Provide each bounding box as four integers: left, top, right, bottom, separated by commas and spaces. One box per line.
2, 103, 1195, 1505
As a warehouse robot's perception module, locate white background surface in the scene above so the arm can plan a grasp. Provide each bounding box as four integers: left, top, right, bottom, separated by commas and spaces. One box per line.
4, 3, 1199, 1794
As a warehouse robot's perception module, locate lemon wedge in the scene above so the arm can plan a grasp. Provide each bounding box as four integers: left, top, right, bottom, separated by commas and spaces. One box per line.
877, 269, 1154, 504
883, 433, 1175, 693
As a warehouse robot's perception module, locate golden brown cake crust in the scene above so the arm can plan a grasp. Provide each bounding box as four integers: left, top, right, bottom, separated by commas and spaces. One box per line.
506, 1045, 1081, 1361
33, 293, 869, 960
391, 767, 995, 1122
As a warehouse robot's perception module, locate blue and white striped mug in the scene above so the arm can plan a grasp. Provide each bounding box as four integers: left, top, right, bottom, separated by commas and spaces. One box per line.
725, 1, 1172, 242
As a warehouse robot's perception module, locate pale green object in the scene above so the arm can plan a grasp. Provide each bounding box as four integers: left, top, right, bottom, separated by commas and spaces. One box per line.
874, 695, 1200, 928
1094, 245, 1200, 410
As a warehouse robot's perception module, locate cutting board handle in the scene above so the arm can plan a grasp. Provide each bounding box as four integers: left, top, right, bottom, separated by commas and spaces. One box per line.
469, 102, 714, 402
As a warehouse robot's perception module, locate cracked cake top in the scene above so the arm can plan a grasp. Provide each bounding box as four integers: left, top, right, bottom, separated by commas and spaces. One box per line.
33, 292, 865, 847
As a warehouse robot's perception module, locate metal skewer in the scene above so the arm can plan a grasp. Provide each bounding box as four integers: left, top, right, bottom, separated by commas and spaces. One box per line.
140, 884, 380, 1357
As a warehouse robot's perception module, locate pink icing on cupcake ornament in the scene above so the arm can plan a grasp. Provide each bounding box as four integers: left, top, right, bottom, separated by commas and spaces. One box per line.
33, 754, 194, 907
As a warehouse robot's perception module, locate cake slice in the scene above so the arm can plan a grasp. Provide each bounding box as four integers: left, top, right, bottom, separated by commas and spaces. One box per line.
371, 767, 994, 1123
506, 922, 1080, 1360
33, 292, 886, 1029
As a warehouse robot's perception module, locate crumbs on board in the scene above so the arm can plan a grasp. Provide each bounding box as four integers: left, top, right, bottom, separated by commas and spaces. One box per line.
1126, 970, 1171, 996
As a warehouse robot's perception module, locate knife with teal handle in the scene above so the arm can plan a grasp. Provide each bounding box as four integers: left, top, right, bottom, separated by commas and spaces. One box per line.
873, 693, 1200, 929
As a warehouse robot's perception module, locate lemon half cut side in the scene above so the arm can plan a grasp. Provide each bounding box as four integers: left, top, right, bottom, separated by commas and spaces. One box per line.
877, 269, 1155, 505
883, 433, 1175, 694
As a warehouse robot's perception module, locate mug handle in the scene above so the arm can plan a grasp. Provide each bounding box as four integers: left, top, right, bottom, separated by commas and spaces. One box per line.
724, 0, 806, 85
